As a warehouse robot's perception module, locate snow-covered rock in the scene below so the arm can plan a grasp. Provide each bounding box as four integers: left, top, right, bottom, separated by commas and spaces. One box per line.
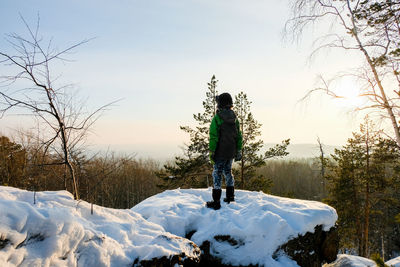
323, 254, 400, 267
387, 256, 400, 267
132, 188, 338, 266
0, 186, 200, 267
0, 186, 339, 267
323, 254, 377, 267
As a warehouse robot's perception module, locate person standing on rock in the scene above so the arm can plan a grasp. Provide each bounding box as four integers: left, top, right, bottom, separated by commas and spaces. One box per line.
206, 92, 243, 210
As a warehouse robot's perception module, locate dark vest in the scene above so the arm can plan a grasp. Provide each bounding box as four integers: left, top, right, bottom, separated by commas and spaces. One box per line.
214, 109, 238, 160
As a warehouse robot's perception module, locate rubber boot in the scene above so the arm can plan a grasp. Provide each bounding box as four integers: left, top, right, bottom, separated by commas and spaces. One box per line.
206, 189, 222, 210
223, 186, 235, 203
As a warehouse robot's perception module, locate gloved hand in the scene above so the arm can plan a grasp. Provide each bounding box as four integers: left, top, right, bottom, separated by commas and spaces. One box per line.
235, 150, 242, 161
209, 151, 215, 165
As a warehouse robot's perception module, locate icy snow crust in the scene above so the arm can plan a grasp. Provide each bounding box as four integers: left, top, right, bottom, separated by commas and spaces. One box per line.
0, 186, 199, 267
324, 254, 400, 267
387, 256, 400, 267
132, 188, 338, 267
324, 254, 377, 267
323, 254, 400, 267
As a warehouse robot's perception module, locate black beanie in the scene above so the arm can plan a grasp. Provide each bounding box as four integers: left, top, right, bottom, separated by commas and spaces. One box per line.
216, 93, 233, 109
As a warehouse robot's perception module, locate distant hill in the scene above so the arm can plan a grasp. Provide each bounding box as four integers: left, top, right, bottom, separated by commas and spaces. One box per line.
90, 143, 341, 161
265, 143, 340, 159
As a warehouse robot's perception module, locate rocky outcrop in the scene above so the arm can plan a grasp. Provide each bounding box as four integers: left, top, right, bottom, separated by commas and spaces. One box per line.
134, 234, 201, 267
198, 239, 258, 267
0, 237, 9, 250
273, 225, 339, 267
133, 188, 339, 267
1, 187, 339, 267
183, 225, 339, 267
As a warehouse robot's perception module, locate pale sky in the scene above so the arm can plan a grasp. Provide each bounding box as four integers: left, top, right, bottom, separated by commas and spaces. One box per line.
0, 0, 368, 159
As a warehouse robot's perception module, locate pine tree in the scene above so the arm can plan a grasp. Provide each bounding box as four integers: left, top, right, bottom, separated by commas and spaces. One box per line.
158, 76, 218, 188
234, 92, 263, 189
369, 137, 400, 260
234, 92, 290, 191
327, 116, 400, 258
159, 79, 290, 191
354, 1, 400, 69
181, 75, 218, 158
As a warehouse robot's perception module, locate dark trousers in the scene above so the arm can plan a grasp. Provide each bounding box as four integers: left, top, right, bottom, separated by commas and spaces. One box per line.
212, 159, 234, 189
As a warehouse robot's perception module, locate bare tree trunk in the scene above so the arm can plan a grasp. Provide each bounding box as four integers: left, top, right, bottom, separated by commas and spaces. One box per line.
363, 182, 370, 257
317, 137, 326, 196
240, 155, 245, 189
126, 180, 130, 209
63, 164, 68, 190
362, 119, 370, 257
101, 182, 104, 207
381, 233, 385, 261
240, 102, 245, 189
61, 128, 79, 199
347, 0, 400, 147
356, 208, 363, 255
66, 157, 79, 200
42, 83, 79, 199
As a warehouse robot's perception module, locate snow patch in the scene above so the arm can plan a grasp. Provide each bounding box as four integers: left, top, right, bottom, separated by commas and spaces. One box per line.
0, 186, 338, 267
323, 254, 377, 267
387, 256, 400, 267
0, 186, 199, 267
132, 188, 338, 266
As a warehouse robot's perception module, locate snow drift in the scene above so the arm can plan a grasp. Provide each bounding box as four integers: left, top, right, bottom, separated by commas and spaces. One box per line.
323, 254, 400, 267
0, 186, 340, 266
323, 254, 377, 267
0, 186, 199, 267
132, 188, 338, 266
387, 256, 400, 267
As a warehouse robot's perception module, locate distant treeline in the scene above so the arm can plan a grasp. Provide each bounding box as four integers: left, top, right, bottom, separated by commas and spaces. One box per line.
0, 135, 161, 208
258, 159, 326, 201
0, 134, 324, 207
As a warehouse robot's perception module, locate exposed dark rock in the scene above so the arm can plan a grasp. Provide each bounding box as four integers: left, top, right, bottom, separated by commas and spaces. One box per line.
126, 225, 339, 266
273, 225, 339, 267
134, 238, 201, 267
322, 227, 340, 263
16, 233, 46, 249
186, 230, 197, 240
0, 236, 10, 249
214, 235, 244, 248
190, 228, 338, 267
198, 240, 258, 267
185, 233, 250, 266
135, 252, 201, 267
85, 235, 105, 244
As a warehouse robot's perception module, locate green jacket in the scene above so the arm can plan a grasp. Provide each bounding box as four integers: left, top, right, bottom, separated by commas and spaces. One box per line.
209, 109, 243, 159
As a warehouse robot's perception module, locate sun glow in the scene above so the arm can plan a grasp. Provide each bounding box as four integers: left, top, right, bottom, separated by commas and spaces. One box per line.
333, 78, 364, 108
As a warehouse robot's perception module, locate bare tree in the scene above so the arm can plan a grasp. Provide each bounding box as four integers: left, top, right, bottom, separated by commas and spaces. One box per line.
317, 137, 326, 180
0, 16, 114, 199
287, 0, 400, 146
